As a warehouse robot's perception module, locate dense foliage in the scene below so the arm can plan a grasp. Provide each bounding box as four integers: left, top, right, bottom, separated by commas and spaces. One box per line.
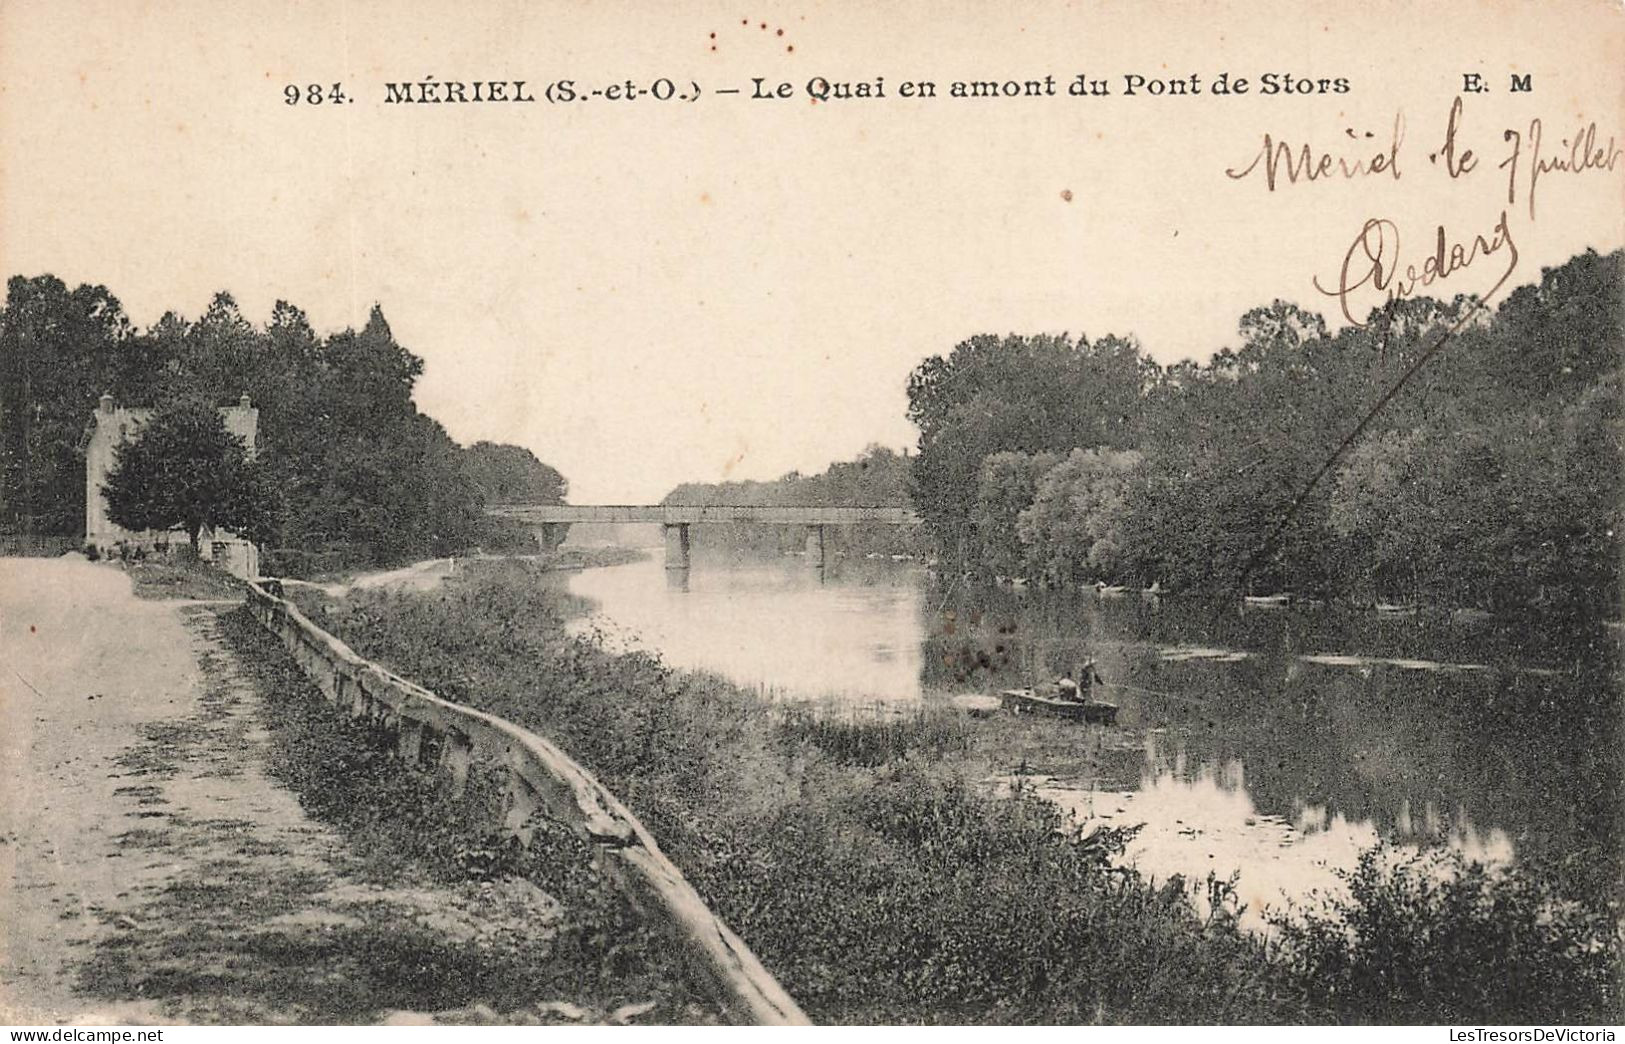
1271, 846, 1619, 1023
463, 440, 568, 506
907, 251, 1623, 614
907, 332, 1150, 559
0, 277, 130, 535
0, 277, 567, 572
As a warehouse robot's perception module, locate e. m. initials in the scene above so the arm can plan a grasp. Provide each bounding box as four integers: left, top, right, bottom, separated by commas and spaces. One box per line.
1460, 71, 1535, 95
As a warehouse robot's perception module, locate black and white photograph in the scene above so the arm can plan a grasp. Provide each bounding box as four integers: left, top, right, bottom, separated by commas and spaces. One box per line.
1, 0, 1621, 1031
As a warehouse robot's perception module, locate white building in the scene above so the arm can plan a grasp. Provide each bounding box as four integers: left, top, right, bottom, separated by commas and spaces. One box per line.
81, 393, 261, 579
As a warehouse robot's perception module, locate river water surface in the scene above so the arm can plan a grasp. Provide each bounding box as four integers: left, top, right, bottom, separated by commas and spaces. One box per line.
563, 548, 1619, 925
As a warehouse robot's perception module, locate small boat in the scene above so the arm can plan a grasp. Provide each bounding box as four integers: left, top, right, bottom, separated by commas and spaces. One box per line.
1095, 583, 1131, 599
1243, 593, 1292, 609
999, 688, 1120, 724
1374, 602, 1418, 617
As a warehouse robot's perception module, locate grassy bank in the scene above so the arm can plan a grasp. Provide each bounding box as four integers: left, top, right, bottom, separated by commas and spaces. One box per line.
208, 604, 715, 1023
537, 545, 648, 571
119, 556, 249, 601
285, 559, 1621, 1024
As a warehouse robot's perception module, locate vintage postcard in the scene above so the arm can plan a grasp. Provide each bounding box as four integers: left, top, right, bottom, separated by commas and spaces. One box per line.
1, 0, 1621, 1030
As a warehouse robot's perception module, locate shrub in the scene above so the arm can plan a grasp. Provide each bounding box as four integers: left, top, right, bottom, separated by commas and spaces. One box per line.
1270, 845, 1622, 1024
776, 708, 972, 767
683, 767, 1298, 1023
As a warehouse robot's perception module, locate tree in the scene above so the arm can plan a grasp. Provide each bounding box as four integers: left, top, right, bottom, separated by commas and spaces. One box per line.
464, 441, 568, 505
0, 275, 132, 534
971, 451, 1062, 579
102, 401, 271, 554
1018, 448, 1144, 584
905, 332, 1150, 560
1, 280, 566, 570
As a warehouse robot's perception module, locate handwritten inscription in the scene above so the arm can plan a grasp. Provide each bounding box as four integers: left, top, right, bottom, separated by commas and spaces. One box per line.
1225, 113, 1404, 191
1500, 118, 1622, 220
1313, 212, 1518, 325
1226, 97, 1621, 325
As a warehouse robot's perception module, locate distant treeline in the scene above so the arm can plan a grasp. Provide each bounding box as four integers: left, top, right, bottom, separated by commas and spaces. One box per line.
663, 445, 925, 557
665, 249, 1620, 615
0, 277, 566, 572
906, 249, 1621, 616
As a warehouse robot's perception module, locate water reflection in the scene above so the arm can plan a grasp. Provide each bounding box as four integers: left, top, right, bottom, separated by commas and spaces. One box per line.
562, 548, 1619, 911
567, 552, 929, 705
1029, 732, 1518, 930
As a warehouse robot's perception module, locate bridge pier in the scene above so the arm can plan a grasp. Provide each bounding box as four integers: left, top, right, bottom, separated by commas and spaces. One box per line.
804, 525, 825, 569
663, 523, 691, 570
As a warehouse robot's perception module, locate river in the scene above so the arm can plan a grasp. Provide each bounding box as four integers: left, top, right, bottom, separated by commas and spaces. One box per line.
562, 547, 1620, 926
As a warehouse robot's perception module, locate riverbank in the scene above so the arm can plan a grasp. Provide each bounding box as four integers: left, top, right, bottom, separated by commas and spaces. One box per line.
0, 556, 700, 1025
285, 557, 1620, 1024
274, 545, 649, 599
209, 602, 711, 1024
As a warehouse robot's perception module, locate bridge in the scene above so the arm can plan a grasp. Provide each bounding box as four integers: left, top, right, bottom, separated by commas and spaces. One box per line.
487, 504, 921, 569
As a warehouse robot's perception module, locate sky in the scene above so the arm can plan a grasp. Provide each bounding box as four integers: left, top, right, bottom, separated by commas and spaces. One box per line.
1, 0, 1621, 502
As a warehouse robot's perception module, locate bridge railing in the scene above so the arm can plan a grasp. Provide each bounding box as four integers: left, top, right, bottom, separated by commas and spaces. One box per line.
243, 579, 809, 1026
488, 503, 920, 525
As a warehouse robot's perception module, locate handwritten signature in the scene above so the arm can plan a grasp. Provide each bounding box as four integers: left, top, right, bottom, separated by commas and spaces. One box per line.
1312, 210, 1518, 326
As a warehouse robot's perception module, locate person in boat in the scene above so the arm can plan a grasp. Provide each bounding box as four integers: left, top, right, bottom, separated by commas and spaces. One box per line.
1057, 660, 1105, 703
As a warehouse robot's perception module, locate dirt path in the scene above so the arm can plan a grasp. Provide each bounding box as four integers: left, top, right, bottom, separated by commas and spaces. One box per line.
282, 557, 457, 599
0, 558, 591, 1025
1, 557, 204, 1023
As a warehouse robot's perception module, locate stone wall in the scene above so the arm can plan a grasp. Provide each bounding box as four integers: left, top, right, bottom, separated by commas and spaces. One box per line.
243, 580, 808, 1026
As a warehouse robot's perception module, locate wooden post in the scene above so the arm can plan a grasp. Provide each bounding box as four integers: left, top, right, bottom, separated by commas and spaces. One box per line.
442, 731, 472, 797
504, 764, 543, 844
396, 717, 424, 764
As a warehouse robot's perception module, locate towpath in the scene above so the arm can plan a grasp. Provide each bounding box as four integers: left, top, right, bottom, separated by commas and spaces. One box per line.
0, 557, 601, 1025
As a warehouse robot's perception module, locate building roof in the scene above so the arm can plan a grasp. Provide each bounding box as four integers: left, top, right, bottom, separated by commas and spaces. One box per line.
78, 394, 257, 456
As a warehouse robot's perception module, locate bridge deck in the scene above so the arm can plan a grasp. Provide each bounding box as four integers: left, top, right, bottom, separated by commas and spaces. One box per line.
488, 504, 920, 525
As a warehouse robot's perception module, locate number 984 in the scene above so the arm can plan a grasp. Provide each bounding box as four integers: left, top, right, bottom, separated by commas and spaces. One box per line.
284, 83, 350, 105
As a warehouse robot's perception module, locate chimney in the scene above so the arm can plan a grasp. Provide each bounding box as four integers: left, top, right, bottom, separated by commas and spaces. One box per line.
98, 393, 114, 414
